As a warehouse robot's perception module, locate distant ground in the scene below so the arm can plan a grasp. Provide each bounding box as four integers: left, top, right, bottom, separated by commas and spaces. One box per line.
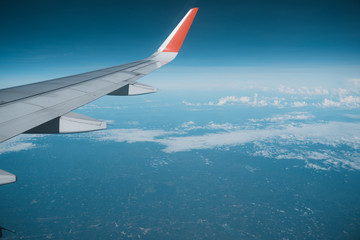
1, 88, 360, 239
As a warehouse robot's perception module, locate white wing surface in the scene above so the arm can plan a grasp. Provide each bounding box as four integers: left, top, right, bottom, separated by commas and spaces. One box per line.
0, 8, 199, 185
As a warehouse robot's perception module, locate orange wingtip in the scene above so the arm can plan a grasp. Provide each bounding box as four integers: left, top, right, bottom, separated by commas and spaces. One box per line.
162, 8, 198, 53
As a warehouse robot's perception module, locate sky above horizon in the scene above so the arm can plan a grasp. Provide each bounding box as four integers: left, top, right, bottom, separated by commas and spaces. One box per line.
0, 0, 360, 90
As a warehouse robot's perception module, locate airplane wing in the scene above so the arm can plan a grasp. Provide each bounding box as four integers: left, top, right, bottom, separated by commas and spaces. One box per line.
0, 8, 199, 185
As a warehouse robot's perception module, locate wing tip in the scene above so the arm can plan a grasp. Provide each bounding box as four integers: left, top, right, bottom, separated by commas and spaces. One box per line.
157, 8, 199, 53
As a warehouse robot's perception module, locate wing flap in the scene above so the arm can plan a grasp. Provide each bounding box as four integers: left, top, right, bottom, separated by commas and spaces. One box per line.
26, 112, 106, 134
108, 82, 157, 96
0, 169, 16, 185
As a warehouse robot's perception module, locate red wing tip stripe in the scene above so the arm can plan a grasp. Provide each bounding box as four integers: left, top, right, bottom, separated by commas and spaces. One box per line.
162, 8, 198, 53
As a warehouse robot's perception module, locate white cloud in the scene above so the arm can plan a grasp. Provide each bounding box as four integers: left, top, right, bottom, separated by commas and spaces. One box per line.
182, 100, 201, 106
93, 128, 170, 143
250, 112, 313, 123
278, 85, 297, 94
159, 122, 360, 153
172, 81, 349, 110
319, 95, 360, 108
213, 96, 251, 106
0, 135, 42, 155
292, 101, 307, 107
178, 121, 201, 131
88, 121, 360, 170
276, 80, 360, 109
183, 95, 287, 108
177, 121, 238, 132
337, 88, 349, 95
182, 89, 360, 109
0, 142, 35, 154
305, 163, 329, 171
278, 85, 329, 95
180, 121, 196, 128
206, 122, 238, 131
319, 99, 339, 107
313, 87, 329, 95
340, 95, 360, 106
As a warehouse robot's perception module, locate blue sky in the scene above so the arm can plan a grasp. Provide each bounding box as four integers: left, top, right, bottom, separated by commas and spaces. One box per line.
0, 0, 360, 89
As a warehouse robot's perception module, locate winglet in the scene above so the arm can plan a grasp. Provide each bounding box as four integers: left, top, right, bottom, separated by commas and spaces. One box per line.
157, 8, 199, 53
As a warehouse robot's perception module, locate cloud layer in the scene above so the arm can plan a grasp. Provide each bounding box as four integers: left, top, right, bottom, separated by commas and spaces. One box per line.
88, 116, 360, 171
0, 135, 41, 155
2, 111, 359, 171
181, 79, 360, 109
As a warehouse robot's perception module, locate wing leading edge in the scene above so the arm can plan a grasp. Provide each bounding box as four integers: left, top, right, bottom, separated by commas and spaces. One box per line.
0, 8, 199, 185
